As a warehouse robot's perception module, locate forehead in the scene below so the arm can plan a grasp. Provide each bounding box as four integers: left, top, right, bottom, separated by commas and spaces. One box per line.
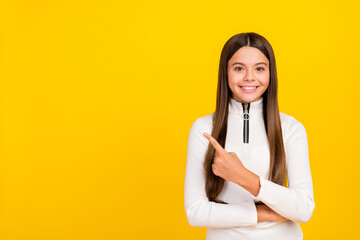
228, 46, 268, 64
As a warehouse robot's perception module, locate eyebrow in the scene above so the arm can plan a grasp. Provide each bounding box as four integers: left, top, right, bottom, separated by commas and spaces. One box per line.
231, 62, 268, 66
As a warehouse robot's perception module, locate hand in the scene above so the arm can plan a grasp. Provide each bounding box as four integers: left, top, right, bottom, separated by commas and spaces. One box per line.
256, 204, 288, 223
203, 132, 246, 184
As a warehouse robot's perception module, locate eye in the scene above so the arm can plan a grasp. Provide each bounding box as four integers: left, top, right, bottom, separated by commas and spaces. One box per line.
234, 67, 243, 71
256, 67, 265, 71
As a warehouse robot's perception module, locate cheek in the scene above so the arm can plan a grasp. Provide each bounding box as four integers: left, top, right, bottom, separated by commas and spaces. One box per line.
260, 73, 270, 87
261, 79, 269, 88
227, 71, 239, 85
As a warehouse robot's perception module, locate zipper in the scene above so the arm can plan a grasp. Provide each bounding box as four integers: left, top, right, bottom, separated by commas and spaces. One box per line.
242, 103, 250, 143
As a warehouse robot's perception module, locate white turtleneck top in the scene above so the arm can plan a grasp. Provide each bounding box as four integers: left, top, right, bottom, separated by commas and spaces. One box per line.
184, 97, 315, 240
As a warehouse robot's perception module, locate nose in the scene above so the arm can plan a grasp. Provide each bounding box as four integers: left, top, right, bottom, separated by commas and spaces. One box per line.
244, 70, 255, 82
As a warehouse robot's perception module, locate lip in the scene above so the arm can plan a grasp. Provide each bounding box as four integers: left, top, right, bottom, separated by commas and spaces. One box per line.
240, 86, 259, 93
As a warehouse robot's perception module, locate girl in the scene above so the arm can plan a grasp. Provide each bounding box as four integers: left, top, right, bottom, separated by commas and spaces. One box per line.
184, 32, 315, 240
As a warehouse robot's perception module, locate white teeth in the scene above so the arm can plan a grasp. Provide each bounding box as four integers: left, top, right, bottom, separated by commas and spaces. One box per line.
243, 87, 257, 90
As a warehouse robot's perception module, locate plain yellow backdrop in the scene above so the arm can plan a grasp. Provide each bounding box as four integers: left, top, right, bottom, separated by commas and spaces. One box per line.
0, 0, 359, 239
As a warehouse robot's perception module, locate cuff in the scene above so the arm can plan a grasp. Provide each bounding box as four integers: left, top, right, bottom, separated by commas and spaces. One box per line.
239, 200, 258, 227
253, 176, 268, 201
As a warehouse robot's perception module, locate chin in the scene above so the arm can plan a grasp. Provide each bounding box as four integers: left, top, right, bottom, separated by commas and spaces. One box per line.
234, 94, 261, 103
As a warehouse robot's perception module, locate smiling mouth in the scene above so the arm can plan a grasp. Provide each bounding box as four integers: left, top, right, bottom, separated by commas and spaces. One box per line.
239, 86, 259, 93
240, 86, 258, 90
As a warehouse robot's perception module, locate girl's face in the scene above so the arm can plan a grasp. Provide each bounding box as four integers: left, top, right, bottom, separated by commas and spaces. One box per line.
227, 46, 270, 104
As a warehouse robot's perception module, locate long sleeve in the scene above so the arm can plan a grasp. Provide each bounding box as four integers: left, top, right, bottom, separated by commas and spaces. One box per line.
253, 118, 315, 223
184, 117, 258, 228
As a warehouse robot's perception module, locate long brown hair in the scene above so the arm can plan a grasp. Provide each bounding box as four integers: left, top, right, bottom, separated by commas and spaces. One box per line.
204, 32, 287, 203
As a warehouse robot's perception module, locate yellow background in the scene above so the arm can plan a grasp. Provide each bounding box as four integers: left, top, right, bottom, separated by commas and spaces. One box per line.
0, 0, 359, 239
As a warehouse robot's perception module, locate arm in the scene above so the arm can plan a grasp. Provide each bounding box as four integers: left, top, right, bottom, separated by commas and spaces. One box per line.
246, 120, 315, 223
256, 203, 287, 222
184, 118, 258, 228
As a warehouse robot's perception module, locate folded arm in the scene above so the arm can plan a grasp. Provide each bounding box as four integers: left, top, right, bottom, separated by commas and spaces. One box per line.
184, 118, 258, 228
250, 120, 315, 223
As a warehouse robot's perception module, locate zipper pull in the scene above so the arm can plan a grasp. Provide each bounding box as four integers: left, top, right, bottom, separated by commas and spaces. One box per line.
242, 103, 250, 143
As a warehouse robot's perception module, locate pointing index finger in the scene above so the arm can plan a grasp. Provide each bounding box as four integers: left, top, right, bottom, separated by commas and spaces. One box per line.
203, 132, 226, 155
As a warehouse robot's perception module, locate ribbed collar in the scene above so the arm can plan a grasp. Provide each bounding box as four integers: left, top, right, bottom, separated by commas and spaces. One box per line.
228, 97, 263, 114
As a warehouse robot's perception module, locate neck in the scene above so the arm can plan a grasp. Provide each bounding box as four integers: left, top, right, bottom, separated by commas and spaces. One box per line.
228, 96, 263, 114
